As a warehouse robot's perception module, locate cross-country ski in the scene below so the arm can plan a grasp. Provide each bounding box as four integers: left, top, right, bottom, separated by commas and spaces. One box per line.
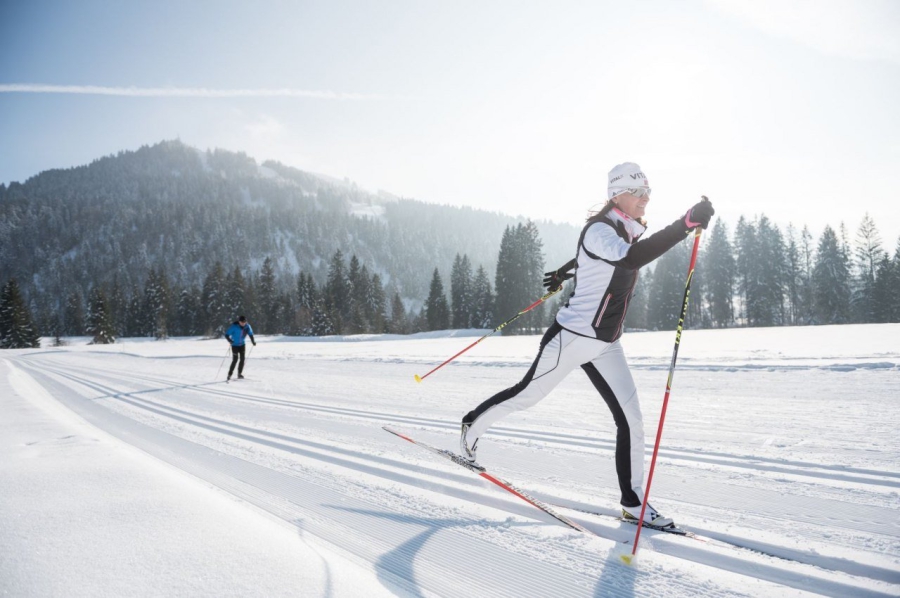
383, 426, 595, 534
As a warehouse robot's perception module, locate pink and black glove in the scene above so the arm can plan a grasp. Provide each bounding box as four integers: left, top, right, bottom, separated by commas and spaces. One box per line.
684, 198, 715, 230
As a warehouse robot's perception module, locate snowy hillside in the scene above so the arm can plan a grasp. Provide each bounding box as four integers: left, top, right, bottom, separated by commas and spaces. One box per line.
2, 323, 899, 597
0, 140, 579, 309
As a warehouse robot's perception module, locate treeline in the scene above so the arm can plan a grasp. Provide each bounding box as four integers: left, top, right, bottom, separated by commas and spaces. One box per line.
623, 214, 900, 330
3, 210, 899, 349
0, 220, 549, 346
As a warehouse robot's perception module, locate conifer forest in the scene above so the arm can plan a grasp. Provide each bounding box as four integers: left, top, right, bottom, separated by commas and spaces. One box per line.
1, 140, 898, 348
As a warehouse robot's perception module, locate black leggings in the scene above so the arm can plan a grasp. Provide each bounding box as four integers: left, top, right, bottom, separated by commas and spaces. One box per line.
228, 345, 246, 376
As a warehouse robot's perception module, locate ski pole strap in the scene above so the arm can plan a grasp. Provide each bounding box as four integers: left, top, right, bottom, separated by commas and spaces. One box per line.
414, 287, 562, 383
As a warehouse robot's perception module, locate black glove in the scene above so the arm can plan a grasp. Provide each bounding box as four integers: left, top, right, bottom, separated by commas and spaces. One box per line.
684, 197, 715, 230
252, 339, 257, 346
225, 336, 233, 344
543, 259, 576, 291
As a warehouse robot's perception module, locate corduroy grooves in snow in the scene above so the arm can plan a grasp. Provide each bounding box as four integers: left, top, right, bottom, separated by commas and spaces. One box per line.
1, 323, 898, 597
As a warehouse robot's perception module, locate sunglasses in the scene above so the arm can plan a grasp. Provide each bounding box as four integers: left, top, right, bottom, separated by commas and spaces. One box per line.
612, 187, 651, 199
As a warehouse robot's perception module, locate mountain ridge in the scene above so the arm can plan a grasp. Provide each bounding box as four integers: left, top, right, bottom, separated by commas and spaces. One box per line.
0, 139, 579, 316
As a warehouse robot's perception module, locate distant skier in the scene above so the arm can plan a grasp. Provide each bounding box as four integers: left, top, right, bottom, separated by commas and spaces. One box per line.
224, 315, 256, 381
459, 162, 714, 528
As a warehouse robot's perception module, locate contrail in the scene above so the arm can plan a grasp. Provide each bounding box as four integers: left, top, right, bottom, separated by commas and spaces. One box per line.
0, 83, 387, 100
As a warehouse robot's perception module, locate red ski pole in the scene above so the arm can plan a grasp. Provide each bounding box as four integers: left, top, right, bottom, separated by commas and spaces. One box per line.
414, 287, 561, 383
622, 224, 703, 564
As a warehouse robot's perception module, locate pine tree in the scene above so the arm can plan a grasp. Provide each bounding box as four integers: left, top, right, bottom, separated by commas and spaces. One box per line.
201, 262, 227, 336
294, 272, 317, 335
851, 214, 883, 323
519, 221, 545, 333
891, 237, 900, 322
425, 268, 450, 331
368, 273, 387, 333
303, 272, 319, 333
144, 267, 171, 339
784, 225, 802, 326
350, 260, 375, 334
226, 266, 248, 322
125, 284, 144, 337
64, 290, 85, 336
243, 271, 259, 328
87, 287, 116, 344
871, 252, 898, 323
311, 298, 336, 336
176, 286, 201, 335
647, 240, 690, 330
703, 219, 735, 328
0, 279, 41, 348
687, 245, 707, 328
494, 222, 544, 335
108, 276, 127, 336
494, 226, 517, 329
411, 307, 428, 333
389, 292, 408, 334
324, 250, 349, 333
345, 255, 366, 334
274, 292, 294, 335
812, 226, 851, 324
257, 256, 277, 334
733, 216, 755, 326
470, 265, 495, 328
796, 226, 816, 325
752, 215, 786, 327
450, 253, 474, 329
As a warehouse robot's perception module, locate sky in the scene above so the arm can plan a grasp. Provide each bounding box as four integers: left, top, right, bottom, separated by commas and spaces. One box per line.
1, 0, 899, 248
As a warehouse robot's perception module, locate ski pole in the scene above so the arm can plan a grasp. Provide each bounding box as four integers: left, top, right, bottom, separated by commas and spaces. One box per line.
215, 345, 231, 381
622, 224, 703, 565
414, 286, 562, 383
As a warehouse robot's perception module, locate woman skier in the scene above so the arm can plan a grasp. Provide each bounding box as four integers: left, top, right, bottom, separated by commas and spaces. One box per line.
459, 162, 714, 527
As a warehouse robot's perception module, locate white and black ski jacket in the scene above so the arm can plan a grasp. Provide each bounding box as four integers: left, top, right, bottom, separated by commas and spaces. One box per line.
556, 206, 691, 341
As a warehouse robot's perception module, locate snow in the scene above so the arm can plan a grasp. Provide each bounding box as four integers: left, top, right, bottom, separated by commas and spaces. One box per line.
349, 201, 387, 221
2, 323, 899, 597
0, 360, 405, 598
257, 164, 281, 180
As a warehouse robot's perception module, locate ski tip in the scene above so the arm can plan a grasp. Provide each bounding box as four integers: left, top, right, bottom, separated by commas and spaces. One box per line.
619, 553, 635, 566
414, 374, 422, 383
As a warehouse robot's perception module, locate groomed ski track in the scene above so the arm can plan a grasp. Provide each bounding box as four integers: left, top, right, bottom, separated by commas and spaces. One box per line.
5, 335, 899, 598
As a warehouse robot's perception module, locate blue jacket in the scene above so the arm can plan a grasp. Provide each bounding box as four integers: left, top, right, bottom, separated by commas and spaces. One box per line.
225, 322, 255, 347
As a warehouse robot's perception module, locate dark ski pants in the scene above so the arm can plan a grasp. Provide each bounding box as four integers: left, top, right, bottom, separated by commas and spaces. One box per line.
228, 345, 246, 377
462, 322, 645, 507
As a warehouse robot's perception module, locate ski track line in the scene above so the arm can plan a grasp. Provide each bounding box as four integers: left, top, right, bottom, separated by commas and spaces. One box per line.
17, 357, 900, 597
25, 357, 900, 540
24, 354, 900, 487
25, 357, 900, 542
271, 354, 900, 374
547, 500, 900, 585
13, 360, 654, 598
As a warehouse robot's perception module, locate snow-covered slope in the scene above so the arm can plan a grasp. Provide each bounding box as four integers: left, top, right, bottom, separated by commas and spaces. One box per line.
2, 324, 899, 597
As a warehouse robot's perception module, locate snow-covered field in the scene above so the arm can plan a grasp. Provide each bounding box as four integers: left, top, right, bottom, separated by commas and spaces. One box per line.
2, 324, 898, 597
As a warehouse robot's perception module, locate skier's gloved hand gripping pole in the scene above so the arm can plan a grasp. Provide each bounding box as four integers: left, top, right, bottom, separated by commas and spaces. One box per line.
414, 287, 563, 383
622, 196, 712, 565
542, 258, 576, 292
